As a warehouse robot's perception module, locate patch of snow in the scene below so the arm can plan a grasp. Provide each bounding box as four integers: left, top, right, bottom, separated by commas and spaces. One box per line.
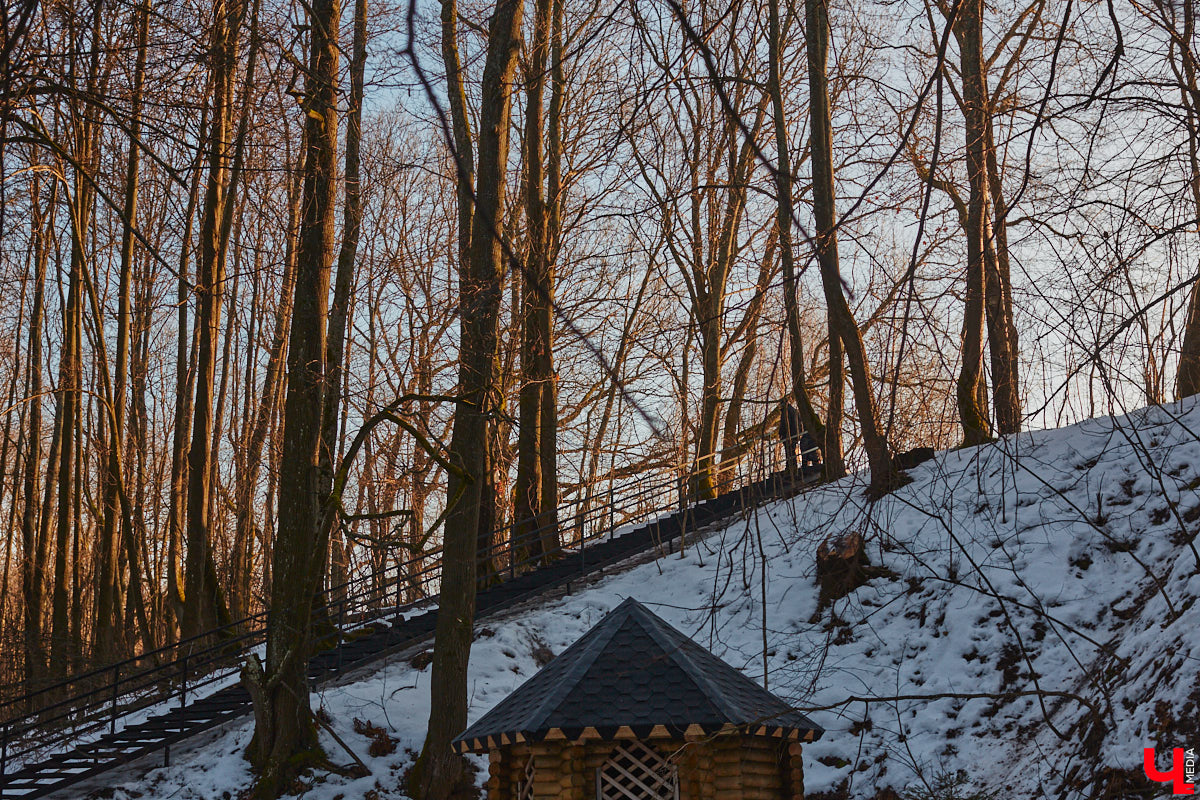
86, 399, 1200, 799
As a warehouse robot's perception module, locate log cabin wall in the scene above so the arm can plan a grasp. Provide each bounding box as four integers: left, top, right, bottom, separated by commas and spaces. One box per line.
484, 735, 804, 800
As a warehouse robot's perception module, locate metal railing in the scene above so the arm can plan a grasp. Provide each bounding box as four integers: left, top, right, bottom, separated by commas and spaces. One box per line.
0, 439, 792, 779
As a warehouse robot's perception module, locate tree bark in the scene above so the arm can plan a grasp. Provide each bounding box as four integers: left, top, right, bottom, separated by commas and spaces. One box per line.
245, 0, 339, 794
955, 0, 993, 446
318, 0, 367, 594
767, 0, 826, 470
50, 3, 103, 675
514, 0, 560, 563
410, 0, 523, 795
983, 129, 1021, 432
95, 0, 151, 663
805, 0, 899, 493
50, 181, 83, 681
166, 121, 206, 641
1176, 0, 1200, 399
541, 0, 563, 543
184, 0, 243, 640
20, 174, 50, 696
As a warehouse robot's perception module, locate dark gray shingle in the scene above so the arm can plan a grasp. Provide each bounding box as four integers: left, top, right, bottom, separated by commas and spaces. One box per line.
454, 598, 822, 750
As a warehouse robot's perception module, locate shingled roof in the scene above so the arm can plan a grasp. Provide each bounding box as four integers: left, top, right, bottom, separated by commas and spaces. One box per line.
454, 598, 823, 753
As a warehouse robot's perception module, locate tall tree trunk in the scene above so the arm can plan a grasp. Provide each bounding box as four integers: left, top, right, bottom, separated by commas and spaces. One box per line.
318, 0, 367, 591
955, 0, 993, 446
95, 0, 150, 662
983, 128, 1020, 432
128, 239, 154, 644
166, 126, 206, 640
540, 0, 563, 542
805, 0, 899, 493
442, 0, 475, 266
50, 1, 102, 673
231, 165, 300, 621
50, 208, 82, 681
514, 0, 560, 563
184, 0, 243, 640
767, 0, 826, 469
245, 0, 339, 794
20, 174, 50, 696
1176, 0, 1200, 399
411, 0, 522, 795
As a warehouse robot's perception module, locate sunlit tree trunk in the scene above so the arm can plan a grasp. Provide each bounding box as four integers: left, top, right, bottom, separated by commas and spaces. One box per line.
515, 0, 561, 562
767, 0, 826, 471
411, 0, 523, 794
318, 0, 367, 593
20, 173, 51, 695
984, 129, 1021, 432
95, 0, 151, 663
1175, 0, 1200, 399
955, 0, 993, 446
806, 0, 899, 492
245, 0, 339, 794
184, 0, 243, 639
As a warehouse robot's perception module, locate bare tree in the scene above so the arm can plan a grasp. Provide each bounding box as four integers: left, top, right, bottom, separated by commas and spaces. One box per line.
244, 0, 340, 794
410, 0, 524, 794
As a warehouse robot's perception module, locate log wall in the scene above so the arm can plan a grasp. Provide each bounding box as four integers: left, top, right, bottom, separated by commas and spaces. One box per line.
484, 734, 805, 800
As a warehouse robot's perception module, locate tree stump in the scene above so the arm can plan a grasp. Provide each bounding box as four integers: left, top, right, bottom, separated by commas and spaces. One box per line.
815, 532, 869, 609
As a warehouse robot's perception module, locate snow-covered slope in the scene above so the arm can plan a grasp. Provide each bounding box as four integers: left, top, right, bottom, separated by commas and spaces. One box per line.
93, 400, 1200, 799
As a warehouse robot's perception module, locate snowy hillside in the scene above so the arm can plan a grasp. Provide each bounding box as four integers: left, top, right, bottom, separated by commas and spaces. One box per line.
93, 400, 1200, 800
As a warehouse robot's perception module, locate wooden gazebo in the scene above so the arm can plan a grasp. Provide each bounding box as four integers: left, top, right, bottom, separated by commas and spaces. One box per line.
453, 598, 823, 799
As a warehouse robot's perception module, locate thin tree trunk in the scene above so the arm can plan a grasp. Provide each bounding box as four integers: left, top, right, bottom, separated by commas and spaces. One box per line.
767, 0, 826, 470
805, 0, 899, 493
825, 325, 846, 477
540, 0, 563, 546
691, 101, 762, 499
983, 128, 1020, 432
1176, 0, 1200, 399
514, 0, 558, 562
166, 125, 206, 640
720, 231, 777, 470
231, 165, 300, 620
51, 94, 93, 682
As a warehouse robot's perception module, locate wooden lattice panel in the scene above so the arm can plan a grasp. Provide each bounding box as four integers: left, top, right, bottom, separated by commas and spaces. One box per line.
596, 741, 679, 800
517, 754, 536, 800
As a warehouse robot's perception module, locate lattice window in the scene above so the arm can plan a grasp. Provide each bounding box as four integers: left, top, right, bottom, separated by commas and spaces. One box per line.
517, 754, 536, 800
596, 741, 679, 800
